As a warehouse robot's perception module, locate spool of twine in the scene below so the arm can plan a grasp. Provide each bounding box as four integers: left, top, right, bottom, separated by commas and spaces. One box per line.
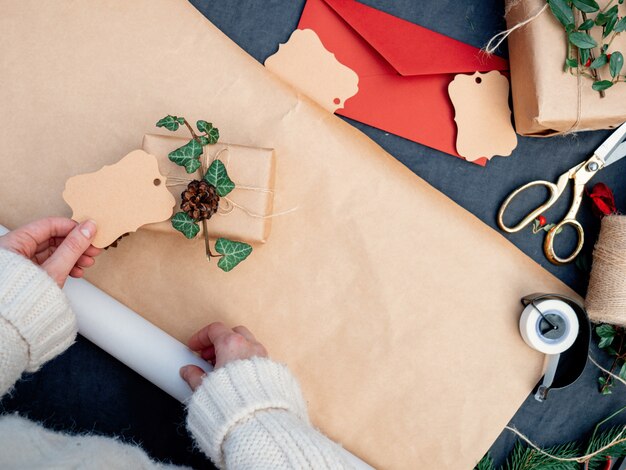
586, 215, 626, 325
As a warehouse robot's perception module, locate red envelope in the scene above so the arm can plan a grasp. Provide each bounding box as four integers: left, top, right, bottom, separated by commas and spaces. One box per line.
298, 0, 509, 166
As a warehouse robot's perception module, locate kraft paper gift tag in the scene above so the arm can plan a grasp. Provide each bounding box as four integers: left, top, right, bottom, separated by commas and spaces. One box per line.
142, 134, 276, 244
63, 149, 176, 248
448, 71, 517, 161
265, 28, 359, 112
0, 2, 577, 468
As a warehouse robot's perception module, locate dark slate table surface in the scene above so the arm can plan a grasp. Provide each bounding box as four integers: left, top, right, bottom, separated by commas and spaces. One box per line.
2, 1, 626, 468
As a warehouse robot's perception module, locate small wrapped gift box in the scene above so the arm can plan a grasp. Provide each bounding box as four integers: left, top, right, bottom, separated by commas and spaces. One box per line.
507, 0, 626, 136
141, 133, 275, 243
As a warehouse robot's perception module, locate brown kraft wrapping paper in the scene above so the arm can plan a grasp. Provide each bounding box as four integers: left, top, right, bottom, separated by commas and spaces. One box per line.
141, 134, 276, 244
0, 1, 577, 468
507, 0, 626, 136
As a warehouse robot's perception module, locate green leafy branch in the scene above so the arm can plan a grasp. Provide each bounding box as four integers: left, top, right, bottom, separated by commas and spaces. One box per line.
156, 115, 252, 272
595, 324, 626, 395
548, 0, 626, 95
475, 407, 626, 469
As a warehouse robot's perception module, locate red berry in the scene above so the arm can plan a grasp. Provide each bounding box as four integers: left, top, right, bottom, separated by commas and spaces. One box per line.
607, 53, 612, 61
538, 215, 547, 227
585, 57, 592, 67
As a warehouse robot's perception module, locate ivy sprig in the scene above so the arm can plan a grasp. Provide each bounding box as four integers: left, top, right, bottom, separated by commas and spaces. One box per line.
595, 324, 626, 395
156, 115, 252, 272
548, 0, 626, 95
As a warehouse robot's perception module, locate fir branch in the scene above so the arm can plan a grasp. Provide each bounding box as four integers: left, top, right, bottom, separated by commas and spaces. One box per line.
475, 454, 496, 470
504, 441, 580, 470
586, 426, 626, 469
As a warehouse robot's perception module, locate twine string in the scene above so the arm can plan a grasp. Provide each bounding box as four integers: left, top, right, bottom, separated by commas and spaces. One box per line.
585, 216, 626, 324
483, 3, 548, 55
504, 425, 626, 463
501, 354, 626, 464
164, 146, 296, 220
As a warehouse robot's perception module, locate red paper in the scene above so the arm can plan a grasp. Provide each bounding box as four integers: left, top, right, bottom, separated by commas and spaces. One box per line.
298, 0, 509, 165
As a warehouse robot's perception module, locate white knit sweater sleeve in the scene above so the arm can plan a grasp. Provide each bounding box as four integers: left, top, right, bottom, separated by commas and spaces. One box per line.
0, 249, 77, 396
186, 357, 353, 469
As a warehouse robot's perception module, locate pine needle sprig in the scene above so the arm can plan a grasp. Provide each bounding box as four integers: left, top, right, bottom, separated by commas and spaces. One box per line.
504, 441, 580, 470
475, 454, 496, 470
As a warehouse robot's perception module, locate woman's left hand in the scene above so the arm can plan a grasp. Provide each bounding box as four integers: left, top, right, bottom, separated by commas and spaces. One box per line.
0, 217, 102, 288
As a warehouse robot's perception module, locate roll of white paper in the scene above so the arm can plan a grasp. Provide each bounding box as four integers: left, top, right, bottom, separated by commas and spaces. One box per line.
63, 276, 212, 402
0, 224, 372, 468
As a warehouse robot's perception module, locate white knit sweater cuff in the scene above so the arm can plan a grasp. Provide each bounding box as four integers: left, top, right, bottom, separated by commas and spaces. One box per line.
0, 249, 77, 372
186, 356, 309, 465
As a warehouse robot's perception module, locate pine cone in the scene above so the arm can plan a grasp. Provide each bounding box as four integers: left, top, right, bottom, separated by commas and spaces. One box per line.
105, 233, 129, 250
181, 180, 220, 221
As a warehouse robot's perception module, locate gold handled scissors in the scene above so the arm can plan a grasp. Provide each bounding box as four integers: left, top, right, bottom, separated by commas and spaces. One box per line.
498, 122, 626, 265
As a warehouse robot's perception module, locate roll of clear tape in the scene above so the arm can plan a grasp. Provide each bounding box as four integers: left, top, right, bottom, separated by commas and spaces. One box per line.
519, 299, 579, 401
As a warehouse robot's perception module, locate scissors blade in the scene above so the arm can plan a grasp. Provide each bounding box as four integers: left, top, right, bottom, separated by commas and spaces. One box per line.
604, 141, 626, 167
595, 121, 626, 163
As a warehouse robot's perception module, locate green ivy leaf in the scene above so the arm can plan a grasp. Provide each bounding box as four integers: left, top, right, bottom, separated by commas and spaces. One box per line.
580, 47, 590, 66
198, 136, 210, 146
171, 212, 200, 239
619, 362, 626, 380
156, 115, 182, 131
599, 335, 615, 348
196, 120, 211, 133
596, 6, 618, 25
610, 51, 624, 77
615, 17, 626, 33
589, 54, 608, 69
597, 324, 616, 338
204, 159, 235, 197
572, 0, 599, 13
548, 0, 575, 29
168, 139, 203, 173
569, 31, 598, 49
215, 238, 252, 272
578, 18, 595, 30
592, 80, 614, 91
197, 121, 220, 144
604, 13, 619, 37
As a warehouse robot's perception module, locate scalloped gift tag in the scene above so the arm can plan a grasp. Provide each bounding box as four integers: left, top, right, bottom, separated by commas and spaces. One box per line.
265, 28, 359, 112
63, 149, 176, 248
448, 71, 517, 162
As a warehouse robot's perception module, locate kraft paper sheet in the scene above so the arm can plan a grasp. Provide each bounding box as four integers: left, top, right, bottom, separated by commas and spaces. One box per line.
0, 2, 576, 468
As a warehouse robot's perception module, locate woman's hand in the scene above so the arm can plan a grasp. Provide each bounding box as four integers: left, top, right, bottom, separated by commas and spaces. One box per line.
180, 322, 268, 391
0, 217, 101, 288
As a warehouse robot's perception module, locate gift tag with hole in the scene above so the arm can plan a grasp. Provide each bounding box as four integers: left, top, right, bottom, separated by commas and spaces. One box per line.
63, 149, 176, 248
448, 71, 517, 162
265, 29, 359, 113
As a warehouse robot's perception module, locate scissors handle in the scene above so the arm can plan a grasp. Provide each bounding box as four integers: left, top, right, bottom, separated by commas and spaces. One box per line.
497, 180, 561, 233
544, 219, 585, 265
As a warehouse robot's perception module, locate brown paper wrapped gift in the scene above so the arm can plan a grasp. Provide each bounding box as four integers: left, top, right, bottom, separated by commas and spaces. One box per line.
141, 134, 275, 244
507, 0, 626, 135
0, 1, 577, 468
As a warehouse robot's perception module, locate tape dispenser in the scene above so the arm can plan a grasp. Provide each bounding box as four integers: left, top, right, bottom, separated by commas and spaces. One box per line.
519, 293, 590, 402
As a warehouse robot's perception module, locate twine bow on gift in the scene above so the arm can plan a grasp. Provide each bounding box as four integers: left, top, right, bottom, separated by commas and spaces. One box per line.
165, 146, 297, 260
165, 147, 297, 219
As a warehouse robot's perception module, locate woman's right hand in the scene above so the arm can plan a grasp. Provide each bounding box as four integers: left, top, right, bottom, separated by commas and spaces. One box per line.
180, 322, 268, 391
